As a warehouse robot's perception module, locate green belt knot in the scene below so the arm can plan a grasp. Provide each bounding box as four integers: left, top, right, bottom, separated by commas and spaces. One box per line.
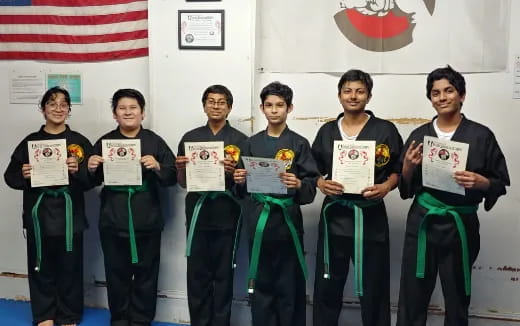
31, 186, 73, 272
322, 196, 380, 297
185, 190, 242, 270
415, 192, 478, 296
247, 193, 306, 294
107, 182, 149, 264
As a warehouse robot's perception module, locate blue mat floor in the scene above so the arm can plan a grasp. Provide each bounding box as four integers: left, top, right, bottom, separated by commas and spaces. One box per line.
0, 299, 183, 325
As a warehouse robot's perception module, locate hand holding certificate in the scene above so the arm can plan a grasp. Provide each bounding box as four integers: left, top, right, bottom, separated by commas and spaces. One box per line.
28, 139, 69, 187
422, 136, 469, 195
102, 139, 142, 186
332, 140, 375, 194
185, 141, 225, 192
242, 156, 287, 194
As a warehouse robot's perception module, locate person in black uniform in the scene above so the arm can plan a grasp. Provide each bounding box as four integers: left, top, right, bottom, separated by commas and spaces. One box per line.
4, 86, 93, 326
311, 70, 403, 326
233, 81, 319, 326
396, 66, 510, 326
175, 85, 247, 326
87, 89, 177, 326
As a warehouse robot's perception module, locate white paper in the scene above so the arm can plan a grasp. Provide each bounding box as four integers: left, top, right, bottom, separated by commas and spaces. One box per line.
332, 140, 375, 194
242, 156, 287, 195
28, 139, 69, 187
185, 141, 225, 192
9, 71, 45, 104
102, 139, 142, 186
422, 136, 469, 195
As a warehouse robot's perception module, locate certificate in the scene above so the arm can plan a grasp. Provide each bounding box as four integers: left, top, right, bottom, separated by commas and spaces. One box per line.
178, 10, 225, 50
332, 140, 375, 194
185, 141, 225, 192
28, 139, 69, 188
102, 139, 142, 186
422, 136, 469, 195
242, 156, 287, 195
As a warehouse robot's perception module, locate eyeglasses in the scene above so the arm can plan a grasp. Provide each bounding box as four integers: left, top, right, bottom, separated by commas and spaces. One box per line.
46, 102, 70, 110
206, 100, 228, 107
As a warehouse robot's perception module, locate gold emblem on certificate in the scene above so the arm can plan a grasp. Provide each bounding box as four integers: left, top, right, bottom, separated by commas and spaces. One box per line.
422, 136, 469, 195
102, 139, 142, 186
185, 141, 225, 192
332, 140, 375, 194
28, 139, 69, 188
275, 148, 295, 170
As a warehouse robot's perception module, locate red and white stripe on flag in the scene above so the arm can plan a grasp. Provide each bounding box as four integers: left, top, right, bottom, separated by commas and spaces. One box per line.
0, 0, 148, 62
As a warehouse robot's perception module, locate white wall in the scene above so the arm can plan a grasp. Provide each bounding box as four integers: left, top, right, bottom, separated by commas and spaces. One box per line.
0, 0, 519, 325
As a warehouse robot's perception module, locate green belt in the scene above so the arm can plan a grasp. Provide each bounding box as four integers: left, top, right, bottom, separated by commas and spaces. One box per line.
30, 186, 73, 272
185, 190, 242, 269
247, 194, 307, 293
106, 182, 149, 264
416, 192, 478, 296
321, 197, 380, 297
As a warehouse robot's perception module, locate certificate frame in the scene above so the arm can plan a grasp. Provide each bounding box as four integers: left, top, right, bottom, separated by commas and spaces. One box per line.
178, 10, 225, 50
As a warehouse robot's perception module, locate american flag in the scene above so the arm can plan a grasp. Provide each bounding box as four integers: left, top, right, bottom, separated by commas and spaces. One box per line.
0, 0, 148, 61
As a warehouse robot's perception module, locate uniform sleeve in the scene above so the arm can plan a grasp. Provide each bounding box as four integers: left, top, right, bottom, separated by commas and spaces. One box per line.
311, 126, 328, 177
294, 138, 319, 205
387, 123, 404, 175
155, 136, 177, 187
4, 139, 30, 191
87, 138, 104, 186
482, 133, 510, 211
177, 136, 186, 157
69, 136, 95, 191
398, 133, 423, 199
232, 138, 251, 198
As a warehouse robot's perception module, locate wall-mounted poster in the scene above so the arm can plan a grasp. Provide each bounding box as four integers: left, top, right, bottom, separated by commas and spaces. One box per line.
178, 10, 225, 50
47, 73, 82, 104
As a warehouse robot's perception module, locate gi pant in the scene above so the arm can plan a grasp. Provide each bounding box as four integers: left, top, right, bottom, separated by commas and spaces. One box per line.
187, 229, 235, 326
100, 230, 161, 326
251, 238, 306, 326
27, 232, 84, 325
313, 234, 390, 326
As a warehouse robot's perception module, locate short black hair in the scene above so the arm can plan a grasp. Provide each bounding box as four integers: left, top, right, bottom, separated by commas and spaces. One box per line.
111, 88, 145, 113
202, 85, 233, 107
40, 86, 71, 112
426, 65, 466, 100
260, 81, 293, 106
337, 69, 373, 96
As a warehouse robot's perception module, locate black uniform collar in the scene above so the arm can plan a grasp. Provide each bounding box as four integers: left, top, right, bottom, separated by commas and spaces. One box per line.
116, 125, 144, 138
38, 124, 71, 137
204, 120, 230, 136
335, 110, 375, 121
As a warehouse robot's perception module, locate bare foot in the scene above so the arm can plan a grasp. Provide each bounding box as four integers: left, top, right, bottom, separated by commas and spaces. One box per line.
37, 320, 54, 326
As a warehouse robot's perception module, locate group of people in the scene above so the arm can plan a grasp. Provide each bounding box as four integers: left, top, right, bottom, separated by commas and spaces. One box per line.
4, 65, 510, 326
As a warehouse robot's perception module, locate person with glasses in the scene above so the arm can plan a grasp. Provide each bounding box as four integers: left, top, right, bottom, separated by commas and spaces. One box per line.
175, 85, 247, 326
87, 88, 177, 326
4, 86, 94, 326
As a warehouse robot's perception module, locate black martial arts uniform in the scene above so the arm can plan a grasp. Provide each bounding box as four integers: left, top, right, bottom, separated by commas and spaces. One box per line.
396, 115, 510, 326
4, 125, 93, 325
311, 112, 403, 326
91, 127, 176, 326
177, 121, 247, 326
237, 126, 319, 326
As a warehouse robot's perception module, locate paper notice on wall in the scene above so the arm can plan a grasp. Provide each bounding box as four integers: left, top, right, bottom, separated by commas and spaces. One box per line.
513, 55, 520, 99
9, 71, 45, 104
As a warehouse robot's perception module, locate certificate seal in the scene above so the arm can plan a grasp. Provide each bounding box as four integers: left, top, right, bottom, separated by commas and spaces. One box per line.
275, 149, 295, 170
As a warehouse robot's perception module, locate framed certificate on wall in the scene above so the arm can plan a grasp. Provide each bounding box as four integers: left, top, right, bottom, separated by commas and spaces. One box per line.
178, 10, 225, 50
